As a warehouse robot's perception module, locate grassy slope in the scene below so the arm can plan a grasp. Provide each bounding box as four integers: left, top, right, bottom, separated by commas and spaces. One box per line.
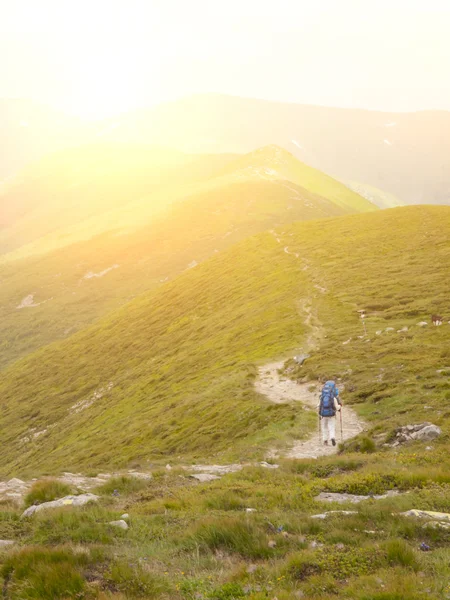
219, 145, 376, 214
0, 144, 235, 258
0, 149, 372, 370
0, 206, 449, 477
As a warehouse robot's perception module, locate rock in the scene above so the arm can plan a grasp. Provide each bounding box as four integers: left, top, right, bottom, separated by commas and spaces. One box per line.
376, 330, 382, 336
294, 354, 310, 366
166, 464, 172, 471
0, 540, 15, 548
309, 540, 319, 549
400, 510, 450, 522
246, 508, 257, 513
189, 473, 220, 482
397, 326, 408, 333
336, 543, 345, 550
22, 493, 99, 518
246, 564, 258, 574
268, 540, 277, 548
311, 510, 358, 519
385, 327, 395, 332
417, 321, 428, 327
121, 513, 129, 520
316, 491, 400, 504
260, 462, 279, 469
410, 424, 441, 441
109, 519, 129, 530
423, 520, 450, 530
393, 423, 441, 445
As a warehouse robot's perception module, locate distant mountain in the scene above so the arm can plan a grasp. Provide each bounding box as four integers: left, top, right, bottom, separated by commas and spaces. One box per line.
0, 144, 374, 370
2, 95, 449, 205
98, 94, 450, 206
0, 99, 88, 181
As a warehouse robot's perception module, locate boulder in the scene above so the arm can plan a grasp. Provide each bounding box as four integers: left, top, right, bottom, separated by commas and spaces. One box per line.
393, 423, 441, 445
417, 321, 428, 327
22, 493, 99, 518
0, 540, 15, 549
410, 424, 441, 441
109, 520, 129, 530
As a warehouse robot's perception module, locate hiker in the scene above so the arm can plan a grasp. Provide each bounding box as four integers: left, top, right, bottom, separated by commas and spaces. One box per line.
318, 380, 342, 446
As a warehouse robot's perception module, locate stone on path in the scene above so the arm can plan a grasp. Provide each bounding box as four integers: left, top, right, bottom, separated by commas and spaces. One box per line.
22, 493, 99, 518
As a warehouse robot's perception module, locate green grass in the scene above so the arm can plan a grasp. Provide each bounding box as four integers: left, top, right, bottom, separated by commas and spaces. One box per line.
0, 463, 448, 599
0, 206, 450, 475
0, 146, 370, 371
24, 480, 73, 508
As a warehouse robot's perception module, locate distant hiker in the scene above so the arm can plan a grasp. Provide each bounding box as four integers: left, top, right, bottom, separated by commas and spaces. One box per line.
318, 380, 342, 447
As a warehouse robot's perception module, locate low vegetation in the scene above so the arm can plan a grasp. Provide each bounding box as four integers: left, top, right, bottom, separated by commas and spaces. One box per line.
0, 460, 448, 599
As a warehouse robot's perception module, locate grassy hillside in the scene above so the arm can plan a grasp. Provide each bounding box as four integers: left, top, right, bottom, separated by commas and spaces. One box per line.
219, 146, 376, 214
0, 144, 234, 256
0, 205, 449, 476
0, 147, 373, 370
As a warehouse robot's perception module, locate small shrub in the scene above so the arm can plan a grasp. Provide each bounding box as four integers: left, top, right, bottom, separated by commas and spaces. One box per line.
24, 480, 73, 508
359, 436, 377, 454
1, 546, 91, 599
96, 475, 151, 496
205, 491, 247, 511
209, 582, 245, 600
385, 538, 418, 570
188, 517, 270, 559
107, 560, 169, 598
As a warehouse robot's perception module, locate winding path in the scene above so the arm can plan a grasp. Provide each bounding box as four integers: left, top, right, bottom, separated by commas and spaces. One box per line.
255, 361, 365, 459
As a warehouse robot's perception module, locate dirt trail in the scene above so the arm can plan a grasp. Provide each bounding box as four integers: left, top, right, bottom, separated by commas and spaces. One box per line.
255, 361, 365, 459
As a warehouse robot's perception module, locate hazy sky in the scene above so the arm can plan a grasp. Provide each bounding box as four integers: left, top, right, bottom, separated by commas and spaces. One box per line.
1, 0, 450, 118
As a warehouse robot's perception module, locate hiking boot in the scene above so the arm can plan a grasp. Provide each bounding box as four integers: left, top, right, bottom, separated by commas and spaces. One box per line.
331, 438, 336, 447
324, 440, 328, 446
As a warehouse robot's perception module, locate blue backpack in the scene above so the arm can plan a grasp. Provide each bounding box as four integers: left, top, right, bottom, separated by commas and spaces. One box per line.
320, 381, 337, 417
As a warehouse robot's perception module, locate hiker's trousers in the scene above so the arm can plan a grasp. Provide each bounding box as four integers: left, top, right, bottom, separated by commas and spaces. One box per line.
321, 416, 336, 441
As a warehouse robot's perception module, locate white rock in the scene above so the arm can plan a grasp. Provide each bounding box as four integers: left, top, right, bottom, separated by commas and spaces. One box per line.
22, 494, 99, 518
316, 490, 400, 504
410, 424, 441, 441
0, 540, 15, 548
246, 508, 257, 513
385, 327, 395, 332
189, 473, 220, 482
311, 510, 358, 519
260, 462, 279, 469
121, 513, 129, 520
417, 322, 428, 327
109, 520, 129, 530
